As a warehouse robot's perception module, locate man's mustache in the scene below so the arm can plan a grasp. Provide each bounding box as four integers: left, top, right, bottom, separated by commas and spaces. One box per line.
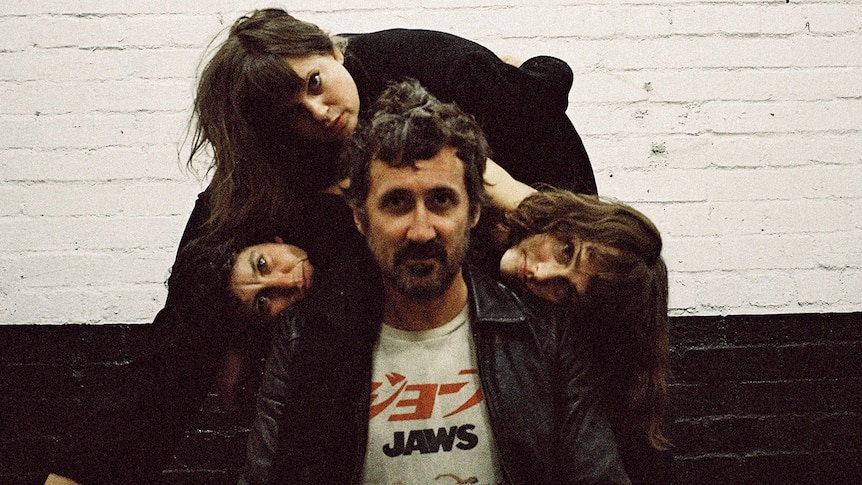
394, 241, 447, 266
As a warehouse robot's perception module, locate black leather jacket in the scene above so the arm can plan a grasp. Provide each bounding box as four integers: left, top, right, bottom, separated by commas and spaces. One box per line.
242, 266, 631, 485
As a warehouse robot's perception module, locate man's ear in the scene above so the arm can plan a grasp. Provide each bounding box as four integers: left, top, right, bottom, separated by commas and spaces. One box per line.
470, 204, 482, 228
353, 207, 366, 235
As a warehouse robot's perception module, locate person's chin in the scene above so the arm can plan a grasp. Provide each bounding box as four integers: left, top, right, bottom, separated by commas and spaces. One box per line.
342, 112, 358, 137
499, 250, 518, 277
498, 267, 517, 286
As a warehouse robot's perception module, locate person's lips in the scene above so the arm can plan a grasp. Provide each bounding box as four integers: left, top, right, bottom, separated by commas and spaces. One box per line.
294, 259, 312, 293
518, 253, 528, 281
327, 113, 346, 134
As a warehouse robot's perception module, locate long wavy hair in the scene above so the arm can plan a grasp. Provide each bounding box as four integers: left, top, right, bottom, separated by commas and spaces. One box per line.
504, 188, 671, 451
187, 8, 346, 234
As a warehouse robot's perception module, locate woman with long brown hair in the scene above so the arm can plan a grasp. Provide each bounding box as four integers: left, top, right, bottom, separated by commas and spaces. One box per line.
499, 188, 671, 484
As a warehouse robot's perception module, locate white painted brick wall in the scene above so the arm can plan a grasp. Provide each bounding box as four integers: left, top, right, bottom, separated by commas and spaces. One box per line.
1, 1, 860, 324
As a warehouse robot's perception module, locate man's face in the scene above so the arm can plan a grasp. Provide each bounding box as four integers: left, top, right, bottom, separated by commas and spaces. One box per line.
354, 146, 480, 300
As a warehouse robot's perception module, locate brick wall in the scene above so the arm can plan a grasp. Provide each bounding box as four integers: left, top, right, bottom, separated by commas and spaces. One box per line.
1, 2, 860, 483
2, 313, 860, 484
669, 312, 862, 484
1, 1, 860, 324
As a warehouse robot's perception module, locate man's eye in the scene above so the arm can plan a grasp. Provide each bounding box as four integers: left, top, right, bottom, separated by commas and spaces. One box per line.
308, 73, 322, 93
381, 195, 411, 212
429, 193, 456, 210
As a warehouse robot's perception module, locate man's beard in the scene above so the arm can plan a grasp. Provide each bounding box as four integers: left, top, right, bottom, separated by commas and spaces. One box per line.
382, 232, 469, 301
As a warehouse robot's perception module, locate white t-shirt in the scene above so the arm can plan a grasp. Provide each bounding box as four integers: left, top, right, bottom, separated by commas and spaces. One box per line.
361, 305, 504, 485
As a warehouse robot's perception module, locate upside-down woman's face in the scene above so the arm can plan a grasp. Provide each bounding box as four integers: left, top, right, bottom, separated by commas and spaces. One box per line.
499, 233, 618, 306
285, 48, 360, 143
230, 240, 314, 319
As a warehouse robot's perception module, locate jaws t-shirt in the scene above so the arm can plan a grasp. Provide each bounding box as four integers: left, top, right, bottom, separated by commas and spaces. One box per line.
361, 305, 504, 485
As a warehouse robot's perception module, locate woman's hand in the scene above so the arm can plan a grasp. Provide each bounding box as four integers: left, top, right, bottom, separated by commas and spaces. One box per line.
498, 55, 524, 67
483, 159, 536, 211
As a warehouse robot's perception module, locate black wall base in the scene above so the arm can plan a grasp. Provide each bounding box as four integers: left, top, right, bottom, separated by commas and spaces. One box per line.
2, 312, 860, 484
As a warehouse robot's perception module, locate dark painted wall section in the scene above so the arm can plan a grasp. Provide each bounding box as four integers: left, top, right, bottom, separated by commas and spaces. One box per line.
2, 313, 860, 484
668, 313, 861, 484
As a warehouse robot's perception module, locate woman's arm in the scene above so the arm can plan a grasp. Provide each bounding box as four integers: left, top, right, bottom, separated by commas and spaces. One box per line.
343, 29, 597, 194
484, 158, 537, 211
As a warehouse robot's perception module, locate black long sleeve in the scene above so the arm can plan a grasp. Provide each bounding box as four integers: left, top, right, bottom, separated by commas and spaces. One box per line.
343, 29, 597, 194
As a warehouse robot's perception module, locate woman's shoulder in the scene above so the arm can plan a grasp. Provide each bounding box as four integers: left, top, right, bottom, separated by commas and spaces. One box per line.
342, 28, 493, 70
342, 28, 481, 46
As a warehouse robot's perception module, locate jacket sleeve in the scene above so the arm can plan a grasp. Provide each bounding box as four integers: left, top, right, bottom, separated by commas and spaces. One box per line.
556, 318, 632, 485
241, 312, 300, 485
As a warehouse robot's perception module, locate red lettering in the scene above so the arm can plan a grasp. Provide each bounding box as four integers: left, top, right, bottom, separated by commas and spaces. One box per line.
389, 384, 437, 421
369, 380, 407, 420
370, 369, 484, 421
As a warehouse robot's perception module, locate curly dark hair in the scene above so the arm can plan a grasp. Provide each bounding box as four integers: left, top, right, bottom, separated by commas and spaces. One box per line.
343, 78, 489, 224
168, 233, 242, 303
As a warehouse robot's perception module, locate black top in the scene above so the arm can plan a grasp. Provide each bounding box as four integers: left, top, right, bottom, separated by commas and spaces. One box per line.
48, 28, 598, 484
343, 29, 596, 194
48, 191, 369, 485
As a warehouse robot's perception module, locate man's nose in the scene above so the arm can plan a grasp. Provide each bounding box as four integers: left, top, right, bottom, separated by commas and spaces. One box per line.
405, 206, 436, 243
